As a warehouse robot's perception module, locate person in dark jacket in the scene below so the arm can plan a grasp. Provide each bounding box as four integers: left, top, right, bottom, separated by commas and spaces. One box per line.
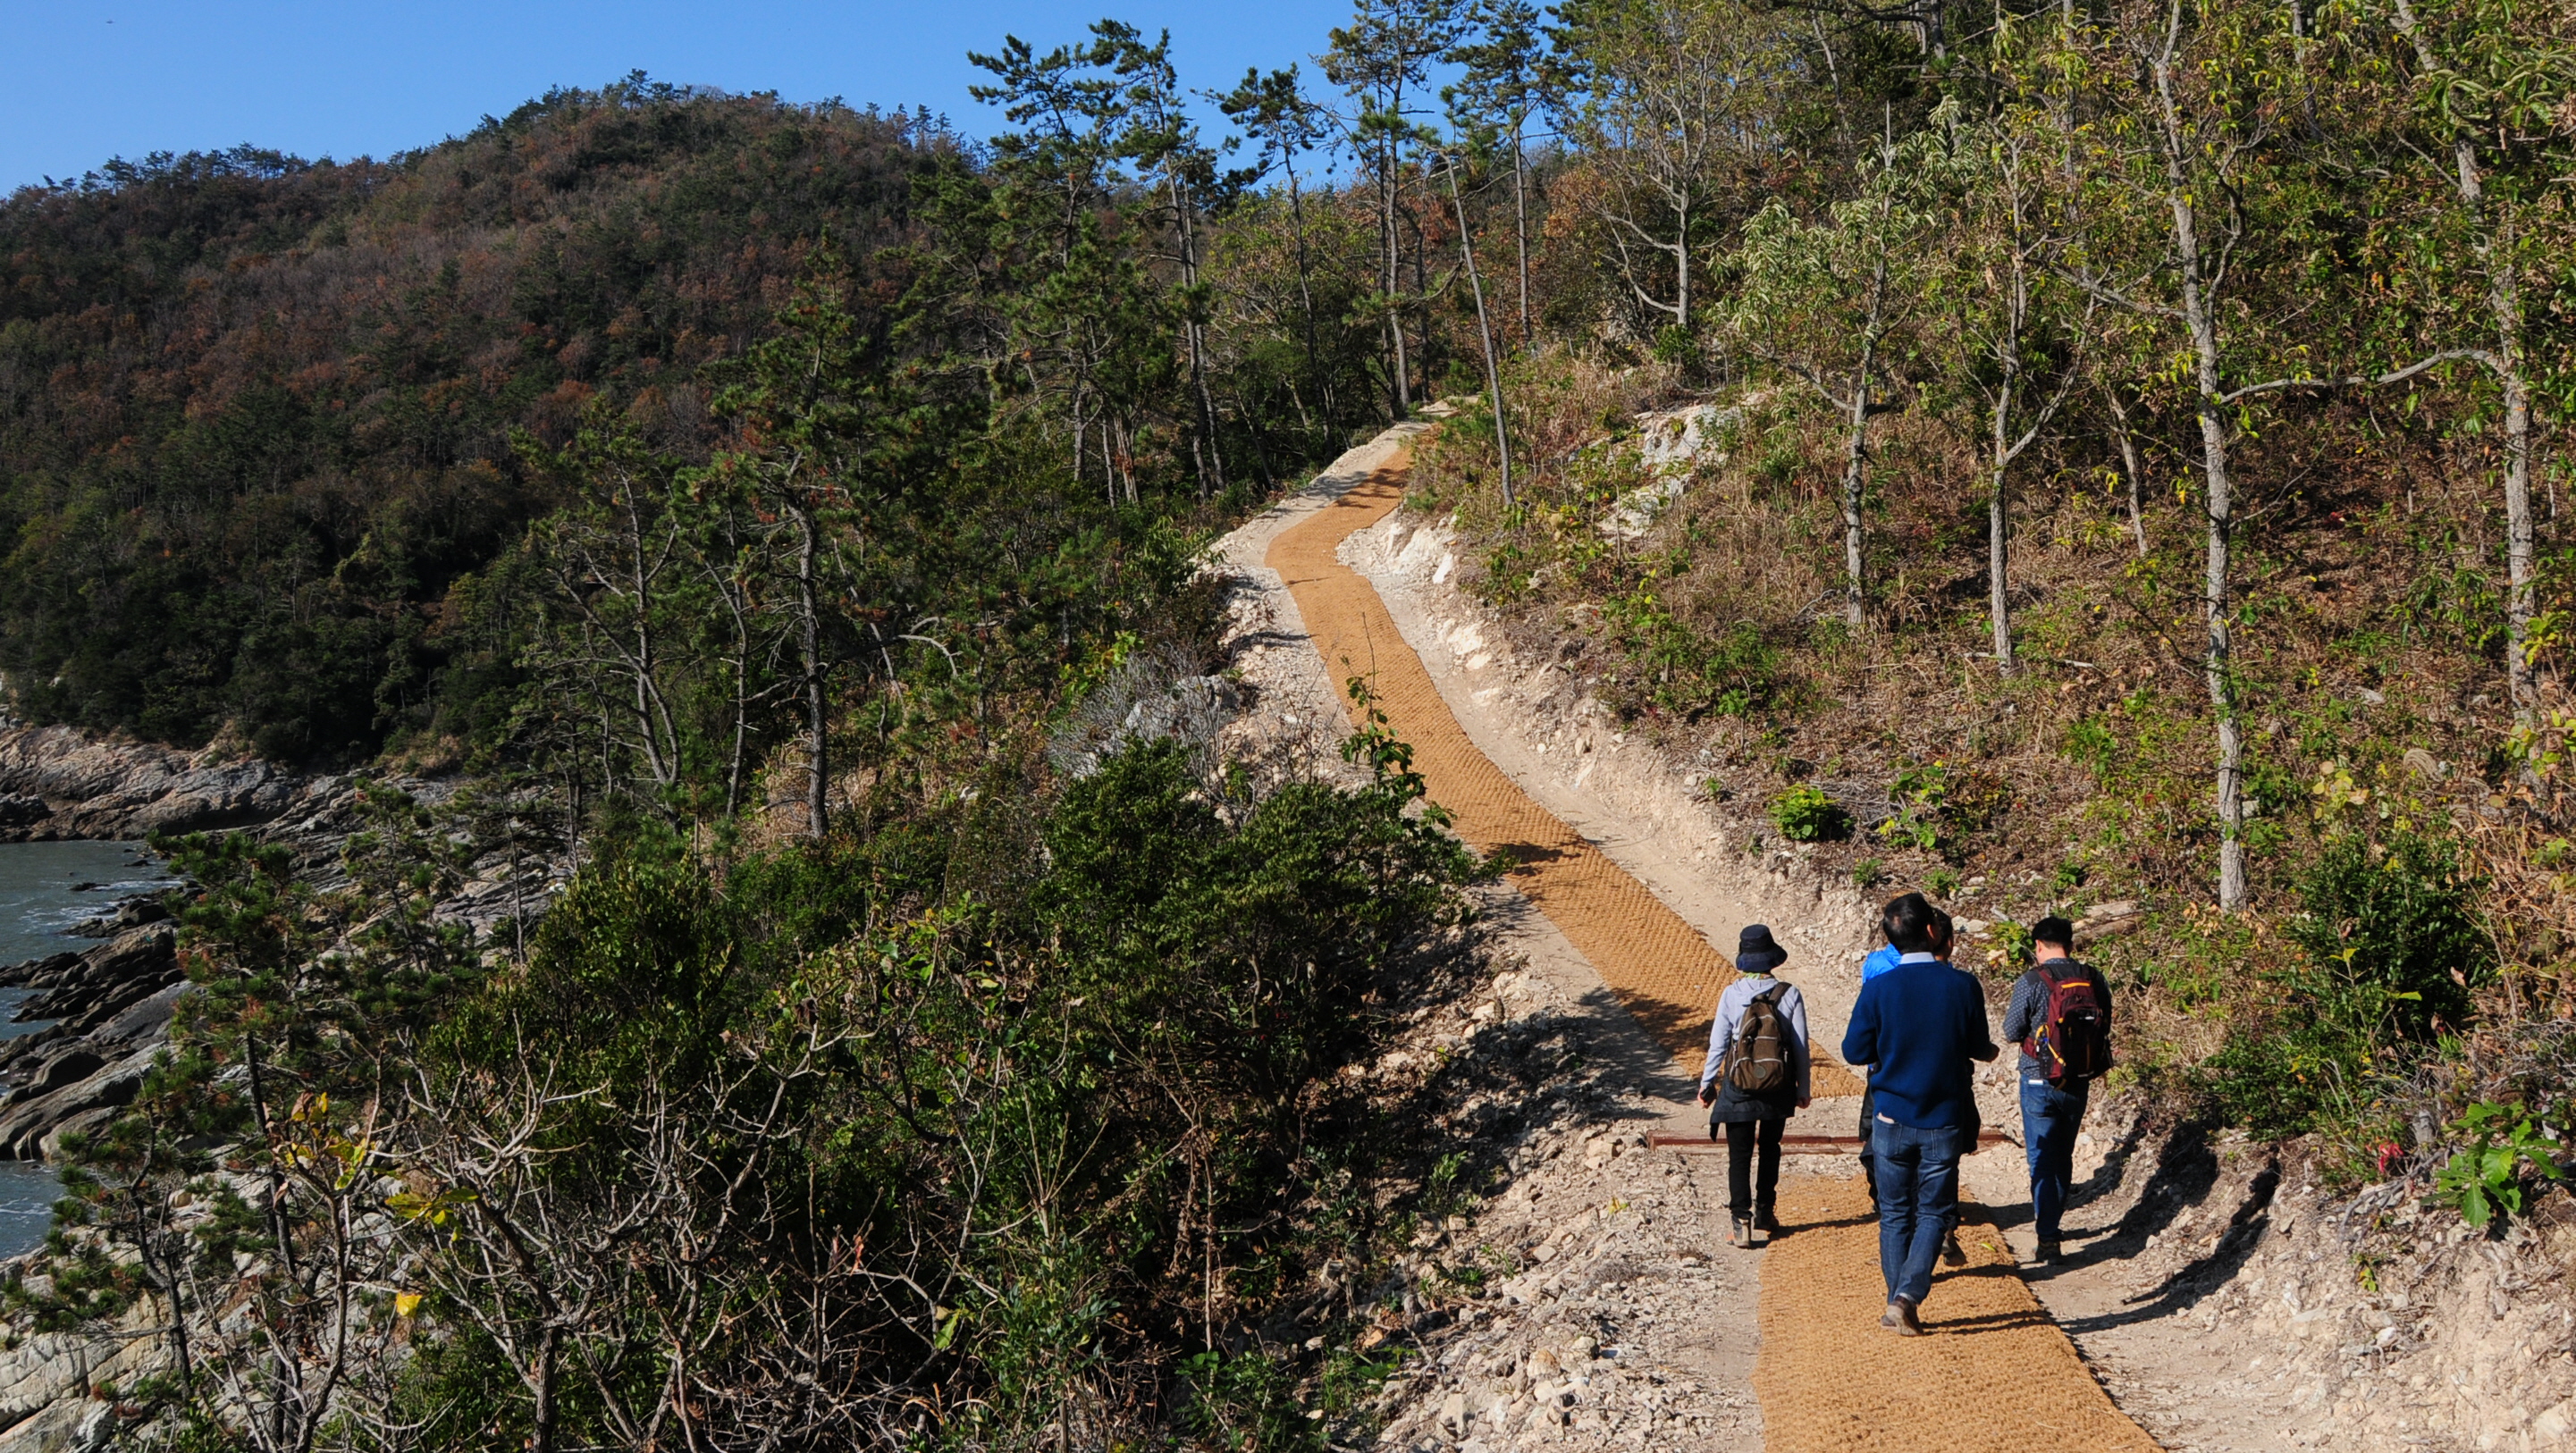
1696, 925, 1813, 1249
1841, 894, 1998, 1334
1999, 917, 2113, 1264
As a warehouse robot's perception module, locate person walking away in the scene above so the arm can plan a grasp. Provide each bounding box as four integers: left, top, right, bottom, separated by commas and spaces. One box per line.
1697, 925, 1813, 1249
1856, 936, 1900, 1213
1841, 894, 1997, 1334
2001, 916, 2113, 1264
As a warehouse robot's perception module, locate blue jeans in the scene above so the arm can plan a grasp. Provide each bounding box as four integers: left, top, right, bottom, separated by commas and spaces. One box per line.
2020, 1076, 2090, 1242
1873, 1118, 1966, 1306
1856, 1084, 1877, 1205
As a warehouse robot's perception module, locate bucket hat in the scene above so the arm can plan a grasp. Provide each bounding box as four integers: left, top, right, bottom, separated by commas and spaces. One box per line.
1734, 924, 1788, 974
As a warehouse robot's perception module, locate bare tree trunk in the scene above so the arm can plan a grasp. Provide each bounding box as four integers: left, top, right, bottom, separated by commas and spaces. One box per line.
718, 563, 753, 819
1989, 381, 2016, 673
2502, 297, 2534, 715
2152, 38, 2245, 911
531, 1324, 561, 1453
2107, 387, 2149, 557
1672, 193, 1692, 333
1841, 372, 1873, 629
1511, 120, 1532, 345
2390, 0, 2537, 722
792, 502, 828, 839
1839, 241, 1890, 630
1284, 157, 1334, 432
1445, 159, 1514, 506
1385, 157, 1411, 416
1170, 172, 1225, 497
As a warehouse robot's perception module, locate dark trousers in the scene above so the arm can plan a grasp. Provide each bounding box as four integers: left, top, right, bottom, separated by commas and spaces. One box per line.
1856, 1084, 1877, 1204
1722, 1117, 1784, 1220
1873, 1118, 1967, 1306
2020, 1075, 2090, 1242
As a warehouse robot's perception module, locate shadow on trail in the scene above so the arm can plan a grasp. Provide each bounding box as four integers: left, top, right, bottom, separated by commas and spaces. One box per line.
2035, 1118, 2282, 1334
1924, 1306, 2058, 1336
1477, 891, 1702, 1108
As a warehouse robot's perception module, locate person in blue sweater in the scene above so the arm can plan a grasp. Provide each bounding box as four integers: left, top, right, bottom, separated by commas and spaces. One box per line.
1841, 893, 1998, 1335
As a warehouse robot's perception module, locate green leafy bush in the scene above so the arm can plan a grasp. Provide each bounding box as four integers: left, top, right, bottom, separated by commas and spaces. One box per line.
2433, 1103, 2565, 1230
2063, 716, 2120, 784
2286, 834, 2489, 1041
2205, 833, 2490, 1138
1769, 785, 1849, 842
1877, 763, 1947, 850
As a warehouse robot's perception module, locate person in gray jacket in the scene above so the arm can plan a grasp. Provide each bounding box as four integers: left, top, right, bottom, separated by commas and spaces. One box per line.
1696, 925, 1813, 1248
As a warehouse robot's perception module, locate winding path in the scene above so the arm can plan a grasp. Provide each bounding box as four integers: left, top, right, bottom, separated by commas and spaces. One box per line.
1263, 438, 2159, 1452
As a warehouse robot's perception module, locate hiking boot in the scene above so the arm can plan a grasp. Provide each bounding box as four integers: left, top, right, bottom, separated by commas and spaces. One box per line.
1755, 1207, 1782, 1235
1730, 1215, 1756, 1248
1940, 1231, 1967, 1266
2034, 1239, 2063, 1265
1880, 1298, 1923, 1335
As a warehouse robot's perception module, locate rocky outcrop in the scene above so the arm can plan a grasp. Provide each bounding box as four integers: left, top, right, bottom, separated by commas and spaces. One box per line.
0, 1298, 169, 1449
0, 726, 324, 843
0, 925, 184, 1160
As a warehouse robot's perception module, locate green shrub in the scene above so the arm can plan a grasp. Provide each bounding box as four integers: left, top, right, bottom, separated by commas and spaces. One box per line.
2433, 1102, 2566, 1230
1769, 785, 1849, 842
2287, 833, 2488, 1041
1877, 763, 1947, 851
1604, 588, 1780, 719
2204, 832, 2490, 1138
2062, 715, 2119, 784
1179, 1349, 1317, 1453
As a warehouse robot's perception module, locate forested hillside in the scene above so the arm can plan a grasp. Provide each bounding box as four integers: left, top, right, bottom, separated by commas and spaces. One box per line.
3, 0, 2572, 1449
0, 80, 961, 760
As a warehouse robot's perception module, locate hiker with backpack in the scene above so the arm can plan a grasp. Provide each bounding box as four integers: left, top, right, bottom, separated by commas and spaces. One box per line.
1840, 894, 1998, 1334
1696, 925, 1813, 1250
2000, 917, 2114, 1264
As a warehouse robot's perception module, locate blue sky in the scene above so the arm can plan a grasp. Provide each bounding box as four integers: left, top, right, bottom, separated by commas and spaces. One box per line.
2, 2, 1362, 192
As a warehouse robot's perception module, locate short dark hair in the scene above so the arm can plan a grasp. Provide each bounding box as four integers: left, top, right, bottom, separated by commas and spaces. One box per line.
1882, 893, 1942, 953
2033, 916, 2075, 952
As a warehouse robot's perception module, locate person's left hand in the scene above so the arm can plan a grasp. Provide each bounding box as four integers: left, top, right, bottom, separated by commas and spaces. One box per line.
1797, 1096, 1812, 1109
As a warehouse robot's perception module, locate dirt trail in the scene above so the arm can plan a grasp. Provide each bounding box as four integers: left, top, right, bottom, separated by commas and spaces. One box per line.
1264, 456, 1857, 1096
1754, 1176, 2157, 1451
1259, 435, 2159, 1451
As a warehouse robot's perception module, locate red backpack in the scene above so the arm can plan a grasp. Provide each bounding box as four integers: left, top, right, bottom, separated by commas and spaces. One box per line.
2029, 964, 2111, 1084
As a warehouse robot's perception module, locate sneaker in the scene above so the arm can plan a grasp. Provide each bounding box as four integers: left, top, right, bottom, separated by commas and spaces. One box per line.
1755, 1207, 1782, 1234
1730, 1215, 1755, 1248
1880, 1298, 1923, 1335
1940, 1232, 1966, 1266
2034, 1239, 2063, 1265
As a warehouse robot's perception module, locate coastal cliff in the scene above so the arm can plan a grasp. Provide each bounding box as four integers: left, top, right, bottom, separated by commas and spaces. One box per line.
0, 726, 326, 844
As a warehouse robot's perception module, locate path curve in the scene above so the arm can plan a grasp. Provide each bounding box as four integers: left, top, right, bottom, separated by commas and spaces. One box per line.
1264, 449, 1857, 1093
1261, 435, 2159, 1453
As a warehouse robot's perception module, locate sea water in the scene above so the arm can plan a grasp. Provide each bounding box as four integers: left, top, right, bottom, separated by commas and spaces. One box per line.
0, 841, 181, 1256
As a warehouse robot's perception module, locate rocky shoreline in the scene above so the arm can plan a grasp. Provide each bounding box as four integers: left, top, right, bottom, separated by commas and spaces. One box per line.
0, 726, 518, 1169
0, 725, 330, 844
0, 726, 340, 1168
